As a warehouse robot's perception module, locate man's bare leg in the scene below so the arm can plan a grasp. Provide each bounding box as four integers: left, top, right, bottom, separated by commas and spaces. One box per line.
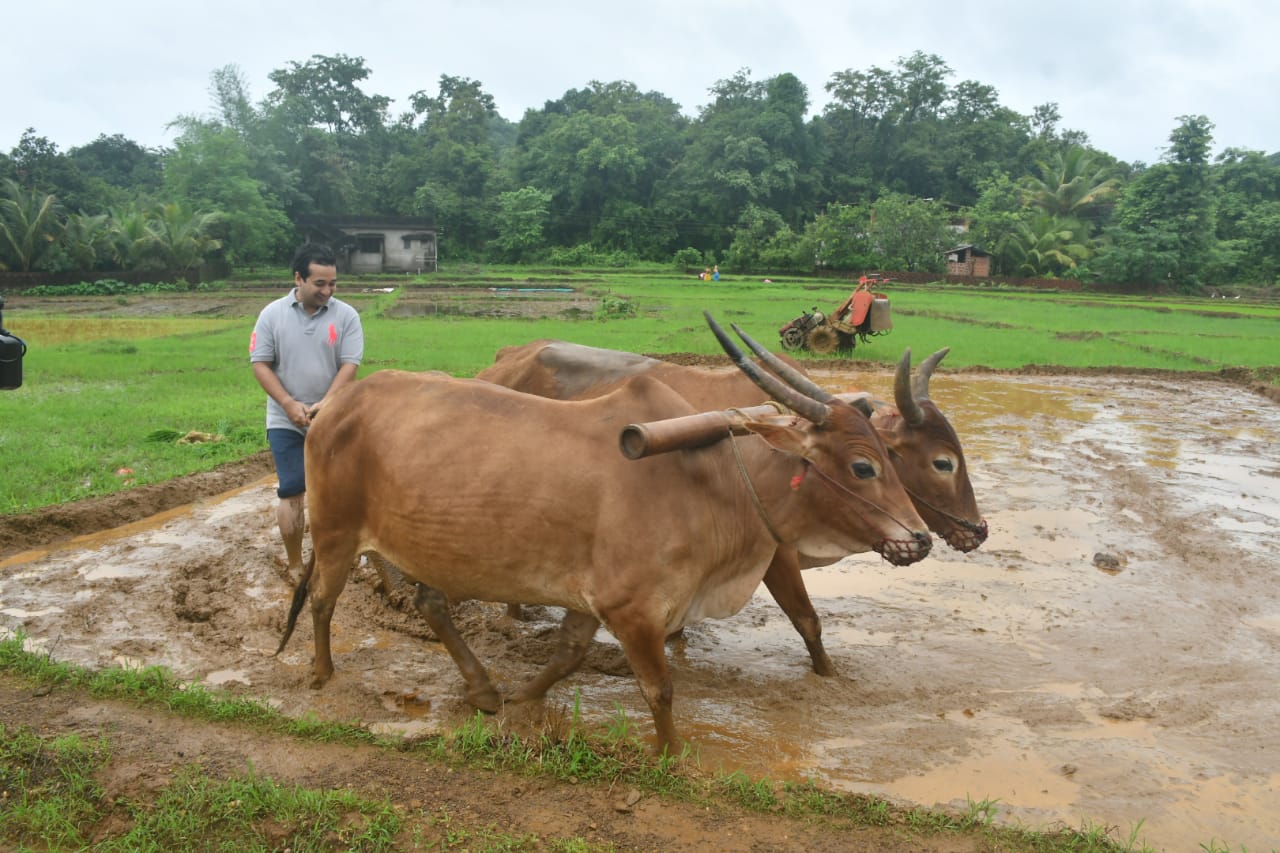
278, 493, 307, 579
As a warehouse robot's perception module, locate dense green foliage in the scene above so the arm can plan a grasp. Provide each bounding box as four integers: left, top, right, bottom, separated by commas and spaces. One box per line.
3, 52, 1279, 289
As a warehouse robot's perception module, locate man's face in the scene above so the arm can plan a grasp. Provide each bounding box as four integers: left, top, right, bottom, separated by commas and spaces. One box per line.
295, 263, 338, 312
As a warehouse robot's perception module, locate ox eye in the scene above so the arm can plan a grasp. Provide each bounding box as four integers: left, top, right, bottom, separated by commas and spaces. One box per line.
851, 461, 877, 480
933, 458, 955, 473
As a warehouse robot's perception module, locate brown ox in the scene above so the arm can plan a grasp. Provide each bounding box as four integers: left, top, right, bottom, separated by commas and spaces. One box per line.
476, 336, 986, 675
278, 317, 931, 750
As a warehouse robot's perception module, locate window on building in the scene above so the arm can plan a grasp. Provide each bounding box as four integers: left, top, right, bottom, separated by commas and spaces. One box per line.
356, 235, 383, 254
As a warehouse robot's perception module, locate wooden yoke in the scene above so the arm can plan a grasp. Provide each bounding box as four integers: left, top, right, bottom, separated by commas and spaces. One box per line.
619, 402, 790, 460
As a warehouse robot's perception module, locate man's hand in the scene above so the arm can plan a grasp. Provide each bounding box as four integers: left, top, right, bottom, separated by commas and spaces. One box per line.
284, 398, 312, 428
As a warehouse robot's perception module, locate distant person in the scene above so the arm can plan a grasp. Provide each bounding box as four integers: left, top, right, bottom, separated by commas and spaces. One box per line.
250, 242, 364, 579
712, 265, 720, 282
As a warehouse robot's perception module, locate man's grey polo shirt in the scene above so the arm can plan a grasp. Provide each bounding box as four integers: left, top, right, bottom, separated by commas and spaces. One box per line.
250, 290, 364, 434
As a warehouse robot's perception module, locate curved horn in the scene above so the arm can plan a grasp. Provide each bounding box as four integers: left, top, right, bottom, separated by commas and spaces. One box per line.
895, 348, 926, 426
731, 323, 875, 417
729, 323, 834, 403
705, 312, 831, 426
912, 347, 950, 400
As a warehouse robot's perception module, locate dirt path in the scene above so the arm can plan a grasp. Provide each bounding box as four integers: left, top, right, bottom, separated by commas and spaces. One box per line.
2, 368, 1278, 852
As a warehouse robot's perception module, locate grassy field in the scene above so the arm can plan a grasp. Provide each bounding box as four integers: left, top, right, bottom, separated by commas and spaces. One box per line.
1, 266, 1277, 515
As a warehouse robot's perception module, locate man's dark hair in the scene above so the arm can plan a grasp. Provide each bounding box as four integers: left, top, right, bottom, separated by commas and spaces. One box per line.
291, 242, 338, 280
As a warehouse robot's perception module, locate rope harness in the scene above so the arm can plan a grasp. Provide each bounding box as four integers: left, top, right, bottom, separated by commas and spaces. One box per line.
726, 427, 928, 557
882, 449, 988, 538
727, 428, 785, 544
901, 486, 988, 536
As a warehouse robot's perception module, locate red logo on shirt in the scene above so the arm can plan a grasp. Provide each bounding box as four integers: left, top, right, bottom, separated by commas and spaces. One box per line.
327, 324, 337, 346
249, 331, 256, 353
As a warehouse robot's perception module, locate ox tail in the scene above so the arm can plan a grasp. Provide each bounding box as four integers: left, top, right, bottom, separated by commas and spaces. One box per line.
275, 551, 315, 655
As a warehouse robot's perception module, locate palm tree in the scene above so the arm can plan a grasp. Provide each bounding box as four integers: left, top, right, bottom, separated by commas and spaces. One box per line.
106, 204, 161, 270
0, 178, 64, 271
60, 212, 110, 271
148, 203, 222, 274
1021, 148, 1119, 220
1004, 213, 1093, 277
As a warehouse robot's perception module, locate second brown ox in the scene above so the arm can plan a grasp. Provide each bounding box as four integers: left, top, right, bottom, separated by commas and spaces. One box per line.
476, 334, 986, 676
279, 317, 931, 749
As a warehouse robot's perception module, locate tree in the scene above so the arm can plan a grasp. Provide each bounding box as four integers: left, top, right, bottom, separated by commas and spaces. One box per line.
1212, 147, 1280, 284
163, 120, 292, 266
148, 202, 222, 273
1020, 147, 1119, 223
820, 52, 1034, 207
105, 203, 160, 269
962, 172, 1028, 274
1004, 213, 1093, 277
7, 129, 94, 213
266, 54, 390, 137
67, 134, 164, 198
798, 201, 875, 272
399, 76, 509, 253
0, 178, 64, 271
489, 186, 552, 262
56, 212, 111, 271
653, 69, 815, 256
724, 203, 795, 271
510, 80, 685, 256
261, 55, 392, 216
1096, 116, 1216, 289
867, 192, 950, 271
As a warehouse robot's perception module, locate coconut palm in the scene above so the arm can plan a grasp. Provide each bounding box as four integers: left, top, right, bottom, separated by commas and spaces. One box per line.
148, 203, 223, 274
1004, 213, 1093, 277
106, 204, 161, 270
0, 178, 65, 271
59, 212, 111, 271
1021, 147, 1119, 220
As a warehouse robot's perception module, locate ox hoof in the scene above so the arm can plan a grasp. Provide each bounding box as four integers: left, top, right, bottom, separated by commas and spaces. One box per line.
308, 662, 335, 690
465, 685, 502, 714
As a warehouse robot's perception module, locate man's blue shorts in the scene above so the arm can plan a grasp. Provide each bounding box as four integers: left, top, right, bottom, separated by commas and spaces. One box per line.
267, 428, 306, 499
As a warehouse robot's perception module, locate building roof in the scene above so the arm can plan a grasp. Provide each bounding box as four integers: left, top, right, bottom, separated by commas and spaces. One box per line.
946, 244, 989, 256
297, 215, 437, 231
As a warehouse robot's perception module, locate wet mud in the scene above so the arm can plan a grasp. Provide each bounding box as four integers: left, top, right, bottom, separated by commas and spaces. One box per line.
2, 370, 1278, 851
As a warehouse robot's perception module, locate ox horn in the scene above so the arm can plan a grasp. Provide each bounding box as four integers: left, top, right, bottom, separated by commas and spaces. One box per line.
912, 347, 950, 400
728, 323, 875, 418
705, 312, 831, 426
894, 348, 926, 426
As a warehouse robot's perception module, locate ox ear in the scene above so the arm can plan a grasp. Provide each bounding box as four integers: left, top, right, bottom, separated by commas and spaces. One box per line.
742, 420, 809, 457
834, 391, 876, 417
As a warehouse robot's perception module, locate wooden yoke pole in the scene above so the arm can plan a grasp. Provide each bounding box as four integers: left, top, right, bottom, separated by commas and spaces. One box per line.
619, 402, 790, 460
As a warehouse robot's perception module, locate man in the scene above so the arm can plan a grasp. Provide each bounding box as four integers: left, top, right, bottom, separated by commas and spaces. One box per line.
250, 242, 364, 578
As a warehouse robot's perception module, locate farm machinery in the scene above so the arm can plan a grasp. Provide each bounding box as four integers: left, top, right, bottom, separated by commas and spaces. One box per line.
778, 275, 893, 354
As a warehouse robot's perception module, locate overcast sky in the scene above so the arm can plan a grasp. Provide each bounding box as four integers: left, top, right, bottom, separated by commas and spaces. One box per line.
6, 0, 1277, 166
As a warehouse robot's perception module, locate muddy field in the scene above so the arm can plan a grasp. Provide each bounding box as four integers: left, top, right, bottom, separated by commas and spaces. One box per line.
2, 366, 1279, 851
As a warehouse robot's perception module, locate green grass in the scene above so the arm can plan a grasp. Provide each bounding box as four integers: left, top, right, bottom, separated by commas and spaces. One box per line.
1, 269, 1277, 514
0, 632, 1167, 852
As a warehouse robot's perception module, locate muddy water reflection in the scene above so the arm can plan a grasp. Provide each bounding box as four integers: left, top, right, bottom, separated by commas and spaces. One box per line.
661, 372, 1280, 851
2, 374, 1278, 851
